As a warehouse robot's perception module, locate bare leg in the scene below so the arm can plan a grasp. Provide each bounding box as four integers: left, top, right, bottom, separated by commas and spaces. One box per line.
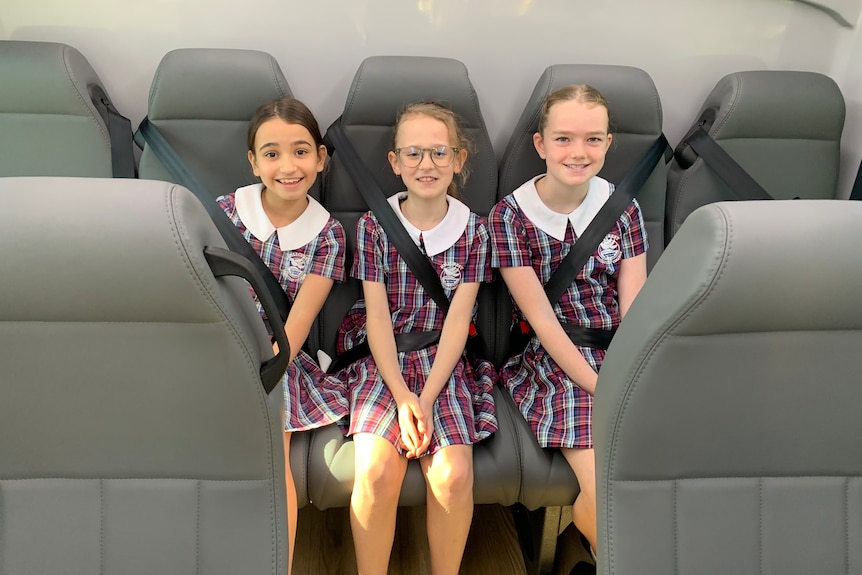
562, 447, 597, 553
350, 433, 408, 575
421, 444, 474, 575
283, 431, 297, 575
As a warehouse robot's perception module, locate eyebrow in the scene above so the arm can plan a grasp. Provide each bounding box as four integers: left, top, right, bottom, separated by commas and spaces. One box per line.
258, 140, 314, 150
550, 129, 607, 136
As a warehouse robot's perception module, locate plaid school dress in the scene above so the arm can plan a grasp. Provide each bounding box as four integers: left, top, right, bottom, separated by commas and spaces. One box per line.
335, 193, 498, 457
490, 176, 647, 449
218, 184, 349, 432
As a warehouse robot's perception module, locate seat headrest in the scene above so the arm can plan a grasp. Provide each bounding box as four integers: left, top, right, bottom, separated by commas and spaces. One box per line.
148, 48, 292, 120
0, 41, 107, 123
342, 56, 485, 129
0, 177, 249, 325
701, 71, 845, 141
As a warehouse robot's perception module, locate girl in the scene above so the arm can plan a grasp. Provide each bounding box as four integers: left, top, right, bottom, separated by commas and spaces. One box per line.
489, 85, 648, 564
335, 102, 497, 575
217, 97, 348, 574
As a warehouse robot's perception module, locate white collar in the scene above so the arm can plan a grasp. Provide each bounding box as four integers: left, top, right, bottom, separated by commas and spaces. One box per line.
512, 176, 611, 241
386, 192, 470, 257
234, 183, 331, 251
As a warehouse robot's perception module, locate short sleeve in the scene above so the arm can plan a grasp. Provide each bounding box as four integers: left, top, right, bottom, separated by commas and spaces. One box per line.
620, 198, 648, 259
459, 216, 491, 284
307, 218, 347, 282
490, 198, 532, 268
352, 212, 385, 283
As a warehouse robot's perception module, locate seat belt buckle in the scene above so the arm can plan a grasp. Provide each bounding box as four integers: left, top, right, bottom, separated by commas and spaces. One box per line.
468, 323, 478, 337
519, 320, 531, 335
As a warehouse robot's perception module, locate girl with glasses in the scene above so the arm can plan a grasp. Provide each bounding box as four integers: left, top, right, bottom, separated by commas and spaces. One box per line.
333, 101, 497, 575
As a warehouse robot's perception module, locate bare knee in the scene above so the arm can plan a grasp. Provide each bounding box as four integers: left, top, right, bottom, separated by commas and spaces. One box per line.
424, 447, 473, 503
353, 435, 406, 501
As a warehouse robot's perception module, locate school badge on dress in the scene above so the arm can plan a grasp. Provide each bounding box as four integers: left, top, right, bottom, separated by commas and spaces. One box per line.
285, 251, 311, 282
597, 233, 622, 265
440, 262, 463, 289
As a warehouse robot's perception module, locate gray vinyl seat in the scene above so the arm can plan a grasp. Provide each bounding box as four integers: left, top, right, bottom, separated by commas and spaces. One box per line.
495, 64, 669, 514
135, 48, 293, 199
594, 200, 862, 575
665, 70, 845, 242
299, 55, 522, 510
0, 176, 289, 574
0, 40, 134, 178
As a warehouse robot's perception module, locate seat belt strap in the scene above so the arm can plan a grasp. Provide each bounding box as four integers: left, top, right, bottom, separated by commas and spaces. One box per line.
682, 126, 773, 202
136, 117, 292, 324
850, 158, 862, 200
90, 85, 136, 178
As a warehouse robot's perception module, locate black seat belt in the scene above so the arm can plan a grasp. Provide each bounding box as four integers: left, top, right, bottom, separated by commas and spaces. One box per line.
511, 134, 671, 355
136, 118, 293, 331
850, 158, 862, 200
323, 117, 486, 373
675, 111, 773, 202
90, 85, 136, 178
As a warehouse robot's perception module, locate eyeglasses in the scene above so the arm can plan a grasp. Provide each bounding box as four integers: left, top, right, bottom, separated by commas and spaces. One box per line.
393, 146, 460, 167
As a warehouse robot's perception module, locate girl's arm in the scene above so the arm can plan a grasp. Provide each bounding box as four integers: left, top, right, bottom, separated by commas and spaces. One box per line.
363, 279, 426, 456
418, 281, 480, 429
500, 266, 600, 396
617, 253, 647, 318
279, 273, 334, 364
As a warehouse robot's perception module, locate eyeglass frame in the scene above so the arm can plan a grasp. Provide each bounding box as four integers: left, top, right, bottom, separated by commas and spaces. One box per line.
392, 146, 461, 167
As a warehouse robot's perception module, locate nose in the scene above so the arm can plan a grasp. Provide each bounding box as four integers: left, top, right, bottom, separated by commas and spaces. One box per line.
569, 141, 586, 158
417, 149, 435, 168
279, 155, 296, 173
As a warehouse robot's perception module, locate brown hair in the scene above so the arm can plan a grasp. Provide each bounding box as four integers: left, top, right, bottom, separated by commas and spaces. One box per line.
247, 97, 324, 154
392, 101, 474, 199
537, 84, 611, 135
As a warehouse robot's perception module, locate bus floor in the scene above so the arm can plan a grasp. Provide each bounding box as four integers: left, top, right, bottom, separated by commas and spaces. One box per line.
293, 503, 594, 574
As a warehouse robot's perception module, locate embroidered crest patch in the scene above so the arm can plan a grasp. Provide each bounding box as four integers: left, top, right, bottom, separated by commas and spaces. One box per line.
285, 251, 311, 282
597, 233, 622, 265
440, 262, 463, 289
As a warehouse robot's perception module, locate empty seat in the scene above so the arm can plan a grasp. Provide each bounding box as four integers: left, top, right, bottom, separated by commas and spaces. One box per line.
0, 40, 135, 178
666, 70, 845, 242
0, 176, 288, 574
135, 48, 292, 199
595, 199, 862, 575
303, 55, 522, 510
498, 64, 669, 272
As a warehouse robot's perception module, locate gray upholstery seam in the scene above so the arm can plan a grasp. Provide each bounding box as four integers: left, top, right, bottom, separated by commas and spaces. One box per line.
612, 476, 857, 483
268, 55, 288, 99
607, 206, 731, 511
758, 477, 763, 574
100, 478, 104, 575
59, 44, 110, 148
0, 482, 3, 575
712, 74, 742, 139
845, 477, 850, 575
673, 480, 679, 575
195, 480, 201, 575
149, 56, 166, 118
499, 71, 548, 193
342, 63, 365, 121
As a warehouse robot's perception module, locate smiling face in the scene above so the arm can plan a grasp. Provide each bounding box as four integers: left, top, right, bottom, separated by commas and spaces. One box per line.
248, 118, 326, 204
533, 98, 612, 194
388, 113, 466, 202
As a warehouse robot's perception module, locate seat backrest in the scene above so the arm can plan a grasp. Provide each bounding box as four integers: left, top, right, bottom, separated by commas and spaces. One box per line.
498, 64, 668, 270
666, 70, 845, 242
0, 177, 287, 575
0, 40, 132, 177
594, 199, 862, 575
137, 48, 292, 199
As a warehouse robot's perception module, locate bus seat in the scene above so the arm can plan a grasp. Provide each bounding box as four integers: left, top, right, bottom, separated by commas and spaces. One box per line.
304, 55, 522, 510
498, 64, 669, 272
666, 70, 845, 242
0, 177, 288, 574
135, 47, 293, 200
0, 40, 135, 178
595, 199, 862, 575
